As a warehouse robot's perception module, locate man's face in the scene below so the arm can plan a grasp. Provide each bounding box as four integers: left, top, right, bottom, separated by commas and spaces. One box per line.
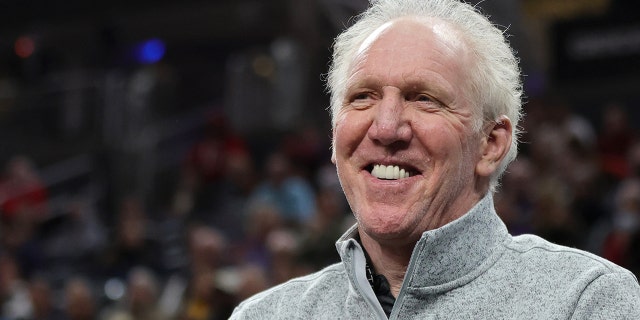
332, 18, 487, 245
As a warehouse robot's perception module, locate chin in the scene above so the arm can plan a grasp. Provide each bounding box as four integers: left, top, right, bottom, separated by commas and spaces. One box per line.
358, 211, 420, 242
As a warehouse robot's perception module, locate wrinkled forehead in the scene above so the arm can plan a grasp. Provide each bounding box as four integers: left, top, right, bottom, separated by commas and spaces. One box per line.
354, 17, 470, 67
339, 17, 483, 127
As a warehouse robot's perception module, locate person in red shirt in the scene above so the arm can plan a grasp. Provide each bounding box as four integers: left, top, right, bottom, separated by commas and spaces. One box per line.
0, 155, 48, 224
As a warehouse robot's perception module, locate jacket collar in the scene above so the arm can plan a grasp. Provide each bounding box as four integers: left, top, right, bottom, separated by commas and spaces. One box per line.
336, 193, 509, 289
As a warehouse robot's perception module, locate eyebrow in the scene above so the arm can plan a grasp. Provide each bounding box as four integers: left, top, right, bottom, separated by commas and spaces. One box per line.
345, 72, 455, 103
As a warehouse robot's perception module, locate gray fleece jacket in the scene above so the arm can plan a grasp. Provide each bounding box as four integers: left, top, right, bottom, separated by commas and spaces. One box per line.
230, 194, 640, 319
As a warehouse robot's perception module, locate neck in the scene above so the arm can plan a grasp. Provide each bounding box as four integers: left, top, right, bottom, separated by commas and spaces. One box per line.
359, 231, 415, 297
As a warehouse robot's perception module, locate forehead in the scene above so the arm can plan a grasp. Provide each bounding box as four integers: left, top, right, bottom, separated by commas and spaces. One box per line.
357, 17, 468, 57
346, 18, 473, 105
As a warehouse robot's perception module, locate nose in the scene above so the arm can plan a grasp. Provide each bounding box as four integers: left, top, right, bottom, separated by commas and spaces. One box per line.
367, 91, 412, 146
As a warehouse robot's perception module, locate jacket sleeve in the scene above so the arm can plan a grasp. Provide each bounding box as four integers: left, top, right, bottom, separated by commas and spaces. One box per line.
571, 271, 640, 319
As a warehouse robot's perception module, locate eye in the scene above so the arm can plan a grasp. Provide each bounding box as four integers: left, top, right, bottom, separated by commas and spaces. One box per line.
407, 93, 433, 103
406, 92, 448, 111
351, 90, 378, 102
347, 91, 376, 109
416, 94, 432, 102
353, 93, 371, 101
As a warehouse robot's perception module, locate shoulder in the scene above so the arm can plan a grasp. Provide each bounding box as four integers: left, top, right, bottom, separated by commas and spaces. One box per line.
505, 233, 639, 298
506, 233, 627, 274
230, 263, 348, 319
491, 234, 640, 316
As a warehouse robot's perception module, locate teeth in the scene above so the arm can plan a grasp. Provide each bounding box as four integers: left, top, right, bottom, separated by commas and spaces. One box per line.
385, 165, 394, 179
371, 164, 411, 180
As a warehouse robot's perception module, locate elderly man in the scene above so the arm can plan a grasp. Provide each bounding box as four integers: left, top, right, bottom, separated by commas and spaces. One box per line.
231, 0, 640, 318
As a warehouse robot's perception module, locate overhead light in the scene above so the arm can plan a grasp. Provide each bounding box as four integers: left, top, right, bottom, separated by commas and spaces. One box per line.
135, 38, 166, 64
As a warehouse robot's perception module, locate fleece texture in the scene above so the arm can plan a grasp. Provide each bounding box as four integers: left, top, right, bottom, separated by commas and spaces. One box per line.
231, 194, 640, 319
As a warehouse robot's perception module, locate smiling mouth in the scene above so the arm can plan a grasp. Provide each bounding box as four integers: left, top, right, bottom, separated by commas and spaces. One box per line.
368, 164, 417, 180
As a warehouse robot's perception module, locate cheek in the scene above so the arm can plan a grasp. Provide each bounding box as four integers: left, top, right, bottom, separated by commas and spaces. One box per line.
334, 113, 371, 155
413, 121, 455, 150
413, 120, 477, 165
333, 123, 349, 158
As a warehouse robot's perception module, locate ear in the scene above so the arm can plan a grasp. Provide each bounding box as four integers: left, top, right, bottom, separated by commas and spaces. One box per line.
476, 115, 512, 177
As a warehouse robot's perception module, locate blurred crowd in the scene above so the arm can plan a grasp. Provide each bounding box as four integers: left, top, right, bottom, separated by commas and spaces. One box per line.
1, 95, 640, 320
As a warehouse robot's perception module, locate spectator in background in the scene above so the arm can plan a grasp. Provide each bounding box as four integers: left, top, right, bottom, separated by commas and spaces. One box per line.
247, 151, 316, 227
185, 112, 247, 185
100, 267, 169, 320
493, 158, 535, 236
601, 178, 640, 268
179, 264, 269, 320
208, 148, 257, 243
281, 124, 327, 178
186, 225, 227, 277
183, 112, 248, 215
100, 197, 161, 280
40, 195, 107, 286
299, 188, 353, 270
156, 197, 191, 278
27, 276, 65, 320
238, 202, 283, 272
0, 156, 49, 278
523, 98, 603, 247
0, 155, 49, 224
0, 253, 32, 319
232, 265, 268, 307
174, 225, 232, 320
0, 206, 43, 280
179, 271, 216, 320
626, 140, 640, 179
586, 148, 640, 256
62, 277, 96, 320
177, 268, 236, 320
264, 228, 310, 285
598, 102, 636, 180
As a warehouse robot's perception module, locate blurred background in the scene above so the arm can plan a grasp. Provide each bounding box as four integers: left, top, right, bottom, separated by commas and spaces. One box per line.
0, 0, 639, 319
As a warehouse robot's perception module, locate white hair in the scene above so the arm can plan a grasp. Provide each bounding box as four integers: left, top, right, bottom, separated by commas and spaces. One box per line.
327, 0, 523, 191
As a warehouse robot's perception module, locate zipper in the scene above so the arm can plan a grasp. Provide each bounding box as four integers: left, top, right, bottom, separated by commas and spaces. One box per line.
389, 235, 427, 320
350, 240, 389, 319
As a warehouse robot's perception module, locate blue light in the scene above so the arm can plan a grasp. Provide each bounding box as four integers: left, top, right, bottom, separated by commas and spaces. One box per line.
136, 38, 165, 64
